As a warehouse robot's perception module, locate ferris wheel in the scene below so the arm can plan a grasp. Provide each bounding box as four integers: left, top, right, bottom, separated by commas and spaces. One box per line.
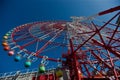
2, 6, 120, 80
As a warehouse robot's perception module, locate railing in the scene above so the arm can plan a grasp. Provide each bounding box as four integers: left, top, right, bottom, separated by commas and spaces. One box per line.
0, 67, 57, 80
0, 68, 38, 80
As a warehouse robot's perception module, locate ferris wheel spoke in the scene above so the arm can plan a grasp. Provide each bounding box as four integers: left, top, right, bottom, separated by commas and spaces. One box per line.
16, 30, 61, 50
13, 31, 29, 37
14, 36, 33, 42
29, 27, 47, 36
13, 31, 29, 36
35, 40, 39, 52
13, 32, 33, 42
37, 30, 58, 39
20, 39, 38, 50
41, 45, 62, 53
35, 29, 64, 56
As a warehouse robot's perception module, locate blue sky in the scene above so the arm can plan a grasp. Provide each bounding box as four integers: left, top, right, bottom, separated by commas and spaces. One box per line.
0, 0, 120, 73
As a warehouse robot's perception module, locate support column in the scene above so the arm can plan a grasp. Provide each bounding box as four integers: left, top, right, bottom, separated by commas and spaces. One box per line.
69, 39, 81, 80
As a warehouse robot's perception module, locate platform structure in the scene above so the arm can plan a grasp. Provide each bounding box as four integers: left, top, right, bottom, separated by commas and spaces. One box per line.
1, 6, 120, 80
0, 69, 37, 80
0, 68, 70, 80
0, 68, 120, 80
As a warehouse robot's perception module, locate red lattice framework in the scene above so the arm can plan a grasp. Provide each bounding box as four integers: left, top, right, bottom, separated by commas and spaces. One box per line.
2, 6, 120, 80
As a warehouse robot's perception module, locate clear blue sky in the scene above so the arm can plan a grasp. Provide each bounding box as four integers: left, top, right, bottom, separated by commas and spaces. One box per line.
0, 0, 120, 73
